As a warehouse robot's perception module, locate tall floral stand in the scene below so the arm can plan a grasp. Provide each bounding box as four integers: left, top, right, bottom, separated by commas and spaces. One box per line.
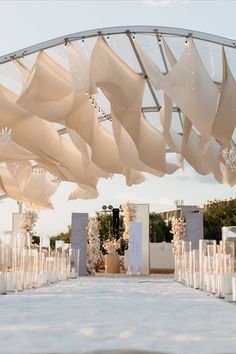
105, 254, 120, 274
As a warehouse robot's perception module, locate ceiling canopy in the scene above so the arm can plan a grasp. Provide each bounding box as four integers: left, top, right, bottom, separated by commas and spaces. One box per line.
0, 26, 235, 209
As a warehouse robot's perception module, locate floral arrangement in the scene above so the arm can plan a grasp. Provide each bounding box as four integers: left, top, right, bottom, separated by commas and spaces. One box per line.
20, 210, 38, 233
87, 218, 101, 275
171, 217, 187, 255
103, 238, 120, 255
122, 202, 136, 241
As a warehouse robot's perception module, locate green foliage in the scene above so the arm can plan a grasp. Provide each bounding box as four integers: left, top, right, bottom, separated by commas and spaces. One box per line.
50, 225, 71, 250
95, 212, 128, 255
95, 211, 124, 243
149, 212, 172, 243
203, 199, 236, 241
32, 235, 40, 245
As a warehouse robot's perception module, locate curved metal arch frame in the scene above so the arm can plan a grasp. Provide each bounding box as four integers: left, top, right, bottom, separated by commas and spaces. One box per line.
0, 25, 236, 64
0, 26, 234, 201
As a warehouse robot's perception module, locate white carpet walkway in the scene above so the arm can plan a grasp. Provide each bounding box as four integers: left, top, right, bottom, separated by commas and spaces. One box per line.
0, 275, 236, 354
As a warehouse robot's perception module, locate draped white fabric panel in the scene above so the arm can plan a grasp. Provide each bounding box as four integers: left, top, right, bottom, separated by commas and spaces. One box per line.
212, 48, 236, 147
0, 162, 59, 209
0, 32, 234, 208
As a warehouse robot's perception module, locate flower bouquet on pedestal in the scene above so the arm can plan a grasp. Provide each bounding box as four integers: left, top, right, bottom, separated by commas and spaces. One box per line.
103, 239, 120, 274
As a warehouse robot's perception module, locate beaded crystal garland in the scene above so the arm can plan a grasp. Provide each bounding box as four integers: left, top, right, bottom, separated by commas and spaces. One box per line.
0, 127, 12, 149
222, 146, 236, 172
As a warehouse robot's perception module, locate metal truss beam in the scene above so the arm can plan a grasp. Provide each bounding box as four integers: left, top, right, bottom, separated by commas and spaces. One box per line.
0, 25, 235, 64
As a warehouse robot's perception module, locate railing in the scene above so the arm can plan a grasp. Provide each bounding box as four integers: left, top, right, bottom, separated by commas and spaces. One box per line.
0, 232, 73, 294
174, 240, 236, 301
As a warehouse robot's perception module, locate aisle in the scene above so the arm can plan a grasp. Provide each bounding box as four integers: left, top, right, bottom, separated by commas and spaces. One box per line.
0, 275, 236, 354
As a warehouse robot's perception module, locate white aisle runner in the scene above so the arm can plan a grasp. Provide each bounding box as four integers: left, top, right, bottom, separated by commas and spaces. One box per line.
0, 275, 236, 354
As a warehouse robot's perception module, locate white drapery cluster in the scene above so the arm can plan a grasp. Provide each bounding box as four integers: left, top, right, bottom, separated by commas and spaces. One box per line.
87, 218, 101, 275
0, 32, 235, 208
122, 202, 136, 241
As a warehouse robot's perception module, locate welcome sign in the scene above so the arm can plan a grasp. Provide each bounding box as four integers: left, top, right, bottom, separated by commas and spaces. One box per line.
129, 222, 142, 275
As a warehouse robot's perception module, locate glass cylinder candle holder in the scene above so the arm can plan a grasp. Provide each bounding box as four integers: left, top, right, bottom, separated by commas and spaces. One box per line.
207, 244, 217, 293
232, 275, 236, 302
181, 241, 191, 285
191, 250, 200, 288
199, 240, 216, 290
174, 240, 182, 282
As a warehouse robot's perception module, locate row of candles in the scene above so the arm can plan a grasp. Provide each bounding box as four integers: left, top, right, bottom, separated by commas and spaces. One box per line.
0, 232, 75, 295
174, 239, 236, 301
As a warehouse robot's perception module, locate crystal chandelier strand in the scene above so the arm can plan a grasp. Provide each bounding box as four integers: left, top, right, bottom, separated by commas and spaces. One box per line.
0, 127, 12, 150
222, 145, 236, 172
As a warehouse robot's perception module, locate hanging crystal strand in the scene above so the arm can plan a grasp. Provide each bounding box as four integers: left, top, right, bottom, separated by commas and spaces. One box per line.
0, 127, 12, 151
222, 145, 236, 172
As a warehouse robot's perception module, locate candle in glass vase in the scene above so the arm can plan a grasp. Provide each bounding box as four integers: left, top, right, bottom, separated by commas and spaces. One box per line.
232, 276, 236, 302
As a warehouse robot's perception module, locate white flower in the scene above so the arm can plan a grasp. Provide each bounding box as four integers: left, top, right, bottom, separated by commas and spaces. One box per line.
20, 210, 38, 232
122, 202, 136, 241
171, 218, 187, 255
87, 218, 101, 274
103, 239, 120, 255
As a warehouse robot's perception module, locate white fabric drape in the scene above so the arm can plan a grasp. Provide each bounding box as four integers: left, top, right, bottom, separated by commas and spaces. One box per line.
0, 34, 232, 207
136, 38, 219, 154
89, 37, 175, 174
212, 47, 236, 147
0, 162, 59, 209
17, 46, 145, 187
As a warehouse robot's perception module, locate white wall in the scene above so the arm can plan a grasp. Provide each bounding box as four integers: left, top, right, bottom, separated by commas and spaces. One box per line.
149, 242, 174, 269
124, 242, 174, 272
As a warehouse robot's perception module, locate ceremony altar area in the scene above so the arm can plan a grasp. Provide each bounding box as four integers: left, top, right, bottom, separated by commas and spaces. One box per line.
0, 5, 236, 352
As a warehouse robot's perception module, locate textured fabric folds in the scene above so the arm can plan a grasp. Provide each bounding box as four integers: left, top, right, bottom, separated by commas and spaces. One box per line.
0, 162, 59, 209
0, 33, 233, 208
90, 38, 169, 173
136, 38, 219, 154
212, 47, 236, 147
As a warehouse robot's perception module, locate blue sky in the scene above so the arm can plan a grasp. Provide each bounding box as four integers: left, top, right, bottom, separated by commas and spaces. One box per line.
0, 0, 236, 237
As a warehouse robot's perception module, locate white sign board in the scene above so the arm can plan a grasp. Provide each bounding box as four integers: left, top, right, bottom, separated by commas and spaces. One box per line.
71, 213, 88, 276
185, 212, 203, 250
134, 204, 150, 275
40, 236, 50, 248
129, 222, 142, 275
